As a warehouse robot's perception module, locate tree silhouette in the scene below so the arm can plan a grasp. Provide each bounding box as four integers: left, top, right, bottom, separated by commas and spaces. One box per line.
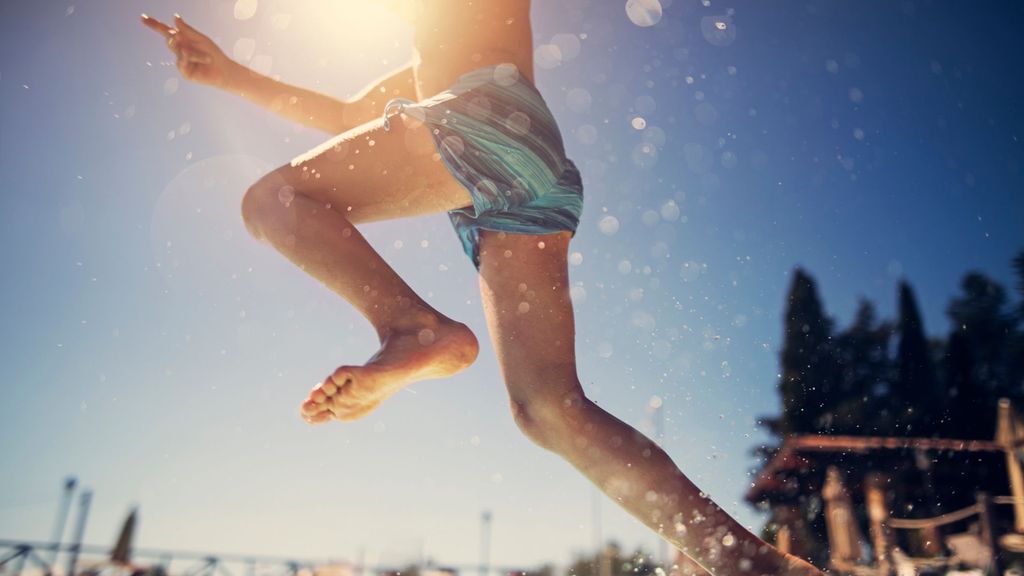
832, 300, 892, 435
947, 272, 1014, 406
778, 269, 840, 434
894, 282, 941, 436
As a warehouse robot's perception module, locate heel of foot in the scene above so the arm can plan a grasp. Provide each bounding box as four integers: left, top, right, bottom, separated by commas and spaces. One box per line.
454, 322, 480, 365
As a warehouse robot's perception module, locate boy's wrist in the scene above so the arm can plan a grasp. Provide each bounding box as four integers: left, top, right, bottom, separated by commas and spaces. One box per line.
220, 59, 251, 92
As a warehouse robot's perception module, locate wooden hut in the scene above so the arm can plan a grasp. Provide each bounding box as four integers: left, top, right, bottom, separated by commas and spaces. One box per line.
742, 399, 1024, 575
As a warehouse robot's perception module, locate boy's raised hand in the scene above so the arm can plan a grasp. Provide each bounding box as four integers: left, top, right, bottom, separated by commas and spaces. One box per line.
141, 14, 235, 87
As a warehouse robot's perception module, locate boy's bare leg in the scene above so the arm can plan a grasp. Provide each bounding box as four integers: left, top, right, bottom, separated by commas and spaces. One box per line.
476, 230, 822, 576
242, 114, 479, 423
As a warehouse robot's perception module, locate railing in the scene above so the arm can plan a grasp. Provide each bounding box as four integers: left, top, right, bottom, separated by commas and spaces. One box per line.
884, 492, 1003, 575
0, 540, 314, 576
0, 540, 537, 576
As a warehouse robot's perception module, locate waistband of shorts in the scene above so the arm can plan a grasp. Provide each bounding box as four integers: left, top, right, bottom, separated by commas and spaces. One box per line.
382, 63, 530, 131
448, 63, 531, 94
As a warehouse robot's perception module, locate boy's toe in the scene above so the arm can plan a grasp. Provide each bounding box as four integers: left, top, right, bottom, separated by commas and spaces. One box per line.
303, 409, 333, 425
329, 368, 354, 388
301, 398, 323, 416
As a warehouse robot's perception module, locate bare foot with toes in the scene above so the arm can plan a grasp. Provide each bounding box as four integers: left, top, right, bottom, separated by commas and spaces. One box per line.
300, 317, 479, 423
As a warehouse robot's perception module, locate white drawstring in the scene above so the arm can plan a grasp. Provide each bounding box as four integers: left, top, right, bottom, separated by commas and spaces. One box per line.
382, 98, 417, 132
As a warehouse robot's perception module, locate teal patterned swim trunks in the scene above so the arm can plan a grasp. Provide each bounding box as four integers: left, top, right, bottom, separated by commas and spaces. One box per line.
383, 63, 584, 270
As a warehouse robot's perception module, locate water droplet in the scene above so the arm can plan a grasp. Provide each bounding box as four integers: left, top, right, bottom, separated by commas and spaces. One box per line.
566, 88, 592, 113
506, 111, 531, 135
626, 0, 663, 27
233, 38, 256, 62
442, 135, 465, 156
493, 63, 520, 86
234, 0, 258, 20
576, 124, 598, 145
417, 329, 436, 346
277, 185, 295, 206
694, 102, 719, 125
642, 125, 666, 147
551, 33, 581, 61
700, 15, 736, 46
598, 215, 620, 235
535, 44, 563, 69
680, 260, 702, 282
660, 200, 680, 221
632, 142, 659, 168
721, 150, 738, 169
570, 283, 587, 302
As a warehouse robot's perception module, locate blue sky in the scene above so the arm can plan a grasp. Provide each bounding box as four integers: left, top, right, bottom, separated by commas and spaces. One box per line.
1, 0, 1022, 571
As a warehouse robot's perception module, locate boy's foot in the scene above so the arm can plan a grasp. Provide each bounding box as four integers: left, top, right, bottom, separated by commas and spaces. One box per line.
300, 316, 479, 423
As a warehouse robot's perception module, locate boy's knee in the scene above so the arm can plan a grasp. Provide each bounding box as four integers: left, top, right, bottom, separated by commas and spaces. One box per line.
509, 388, 589, 451
241, 174, 292, 239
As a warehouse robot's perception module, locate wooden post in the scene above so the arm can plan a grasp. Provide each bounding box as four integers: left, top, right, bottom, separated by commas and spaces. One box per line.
773, 503, 807, 558
864, 473, 893, 576
996, 398, 1024, 533
599, 542, 613, 576
776, 525, 792, 555
823, 466, 865, 567
977, 492, 1002, 576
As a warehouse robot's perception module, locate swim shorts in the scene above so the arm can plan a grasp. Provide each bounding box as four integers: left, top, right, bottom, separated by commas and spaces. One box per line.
382, 63, 584, 270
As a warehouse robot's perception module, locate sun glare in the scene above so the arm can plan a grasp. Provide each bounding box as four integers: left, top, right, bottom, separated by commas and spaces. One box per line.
305, 1, 411, 63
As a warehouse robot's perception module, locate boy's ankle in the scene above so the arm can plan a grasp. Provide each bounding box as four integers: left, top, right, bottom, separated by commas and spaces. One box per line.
378, 305, 448, 340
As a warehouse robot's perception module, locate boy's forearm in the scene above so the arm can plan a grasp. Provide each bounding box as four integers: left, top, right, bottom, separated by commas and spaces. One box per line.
221, 61, 358, 135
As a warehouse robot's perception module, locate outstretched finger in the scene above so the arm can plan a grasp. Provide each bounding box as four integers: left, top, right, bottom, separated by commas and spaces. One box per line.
173, 13, 201, 37
140, 14, 175, 39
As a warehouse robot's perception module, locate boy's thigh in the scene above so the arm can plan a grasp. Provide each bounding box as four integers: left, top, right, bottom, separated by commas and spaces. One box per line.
267, 114, 472, 223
